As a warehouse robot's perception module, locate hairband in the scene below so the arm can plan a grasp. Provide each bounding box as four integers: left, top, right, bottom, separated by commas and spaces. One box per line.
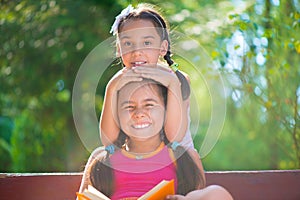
170, 63, 179, 72
170, 141, 180, 151
110, 4, 134, 35
151, 14, 166, 39
105, 145, 115, 154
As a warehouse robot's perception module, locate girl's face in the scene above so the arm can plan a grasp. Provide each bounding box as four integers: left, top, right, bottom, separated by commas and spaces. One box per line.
117, 19, 168, 68
118, 81, 165, 141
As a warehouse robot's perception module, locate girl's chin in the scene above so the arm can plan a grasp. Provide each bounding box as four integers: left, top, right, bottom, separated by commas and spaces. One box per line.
129, 133, 160, 141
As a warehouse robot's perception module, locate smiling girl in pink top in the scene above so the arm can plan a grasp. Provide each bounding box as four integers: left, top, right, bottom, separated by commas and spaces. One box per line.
78, 79, 232, 199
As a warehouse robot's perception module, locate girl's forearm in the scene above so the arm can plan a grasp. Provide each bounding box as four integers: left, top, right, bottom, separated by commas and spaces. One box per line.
100, 90, 120, 146
185, 185, 234, 200
164, 83, 187, 142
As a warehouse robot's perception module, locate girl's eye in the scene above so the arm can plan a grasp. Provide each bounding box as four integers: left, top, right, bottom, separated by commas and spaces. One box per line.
124, 105, 135, 110
145, 103, 154, 108
144, 41, 152, 46
123, 41, 132, 47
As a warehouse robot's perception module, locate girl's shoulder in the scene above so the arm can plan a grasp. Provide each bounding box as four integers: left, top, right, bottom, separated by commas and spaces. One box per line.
89, 146, 109, 162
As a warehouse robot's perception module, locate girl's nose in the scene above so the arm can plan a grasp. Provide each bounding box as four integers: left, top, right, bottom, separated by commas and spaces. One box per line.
133, 108, 146, 119
132, 45, 144, 55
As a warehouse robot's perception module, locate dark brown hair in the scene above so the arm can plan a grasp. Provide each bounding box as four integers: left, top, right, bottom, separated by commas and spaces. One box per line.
116, 4, 190, 100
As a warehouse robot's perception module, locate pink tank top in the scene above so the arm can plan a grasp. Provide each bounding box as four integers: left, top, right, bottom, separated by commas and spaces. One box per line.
110, 143, 177, 200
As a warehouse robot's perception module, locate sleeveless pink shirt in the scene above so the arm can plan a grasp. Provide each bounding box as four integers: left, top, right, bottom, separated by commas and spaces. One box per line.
110, 143, 177, 200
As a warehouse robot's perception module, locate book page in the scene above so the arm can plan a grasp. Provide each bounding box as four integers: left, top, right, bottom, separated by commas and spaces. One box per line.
87, 185, 110, 200
77, 179, 174, 200
76, 185, 110, 200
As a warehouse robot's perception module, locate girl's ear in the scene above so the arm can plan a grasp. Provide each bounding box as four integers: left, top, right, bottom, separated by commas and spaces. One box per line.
160, 40, 168, 56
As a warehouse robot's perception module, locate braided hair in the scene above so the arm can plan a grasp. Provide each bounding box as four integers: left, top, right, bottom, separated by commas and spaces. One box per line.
89, 81, 204, 197
117, 4, 191, 100
89, 131, 204, 197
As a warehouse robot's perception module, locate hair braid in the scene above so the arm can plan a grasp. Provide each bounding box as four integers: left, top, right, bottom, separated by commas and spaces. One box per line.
168, 144, 205, 195
164, 49, 190, 100
89, 154, 114, 197
164, 50, 174, 66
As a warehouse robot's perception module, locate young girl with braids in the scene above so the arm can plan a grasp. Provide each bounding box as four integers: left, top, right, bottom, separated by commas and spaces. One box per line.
78, 79, 232, 199
100, 3, 197, 167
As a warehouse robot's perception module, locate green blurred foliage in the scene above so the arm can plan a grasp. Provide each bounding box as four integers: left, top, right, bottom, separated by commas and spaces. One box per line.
0, 0, 123, 172
202, 0, 300, 170
0, 0, 299, 172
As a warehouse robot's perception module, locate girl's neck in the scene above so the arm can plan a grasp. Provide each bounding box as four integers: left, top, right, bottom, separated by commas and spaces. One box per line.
126, 137, 162, 154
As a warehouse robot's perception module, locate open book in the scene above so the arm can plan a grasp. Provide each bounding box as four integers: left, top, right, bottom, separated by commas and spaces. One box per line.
76, 179, 175, 200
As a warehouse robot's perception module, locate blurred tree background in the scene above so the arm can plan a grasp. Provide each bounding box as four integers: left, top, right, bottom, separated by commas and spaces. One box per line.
0, 0, 299, 172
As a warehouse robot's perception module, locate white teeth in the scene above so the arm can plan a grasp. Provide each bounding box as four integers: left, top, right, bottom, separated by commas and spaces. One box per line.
133, 124, 150, 129
133, 62, 146, 65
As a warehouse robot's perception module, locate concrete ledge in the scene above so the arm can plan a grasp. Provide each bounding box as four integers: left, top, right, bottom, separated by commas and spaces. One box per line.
1, 170, 300, 200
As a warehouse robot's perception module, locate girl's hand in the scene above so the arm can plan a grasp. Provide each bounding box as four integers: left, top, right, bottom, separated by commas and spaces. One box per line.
131, 64, 186, 142
166, 194, 187, 200
131, 65, 181, 90
106, 68, 143, 93
101, 68, 143, 146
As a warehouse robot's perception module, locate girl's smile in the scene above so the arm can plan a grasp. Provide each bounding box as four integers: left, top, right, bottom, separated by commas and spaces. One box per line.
117, 19, 168, 68
132, 122, 151, 129
117, 81, 165, 141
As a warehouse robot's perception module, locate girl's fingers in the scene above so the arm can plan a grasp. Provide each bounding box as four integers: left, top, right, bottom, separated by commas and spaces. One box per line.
156, 64, 173, 72
139, 63, 171, 71
117, 66, 179, 89
115, 77, 143, 90
124, 68, 166, 81
134, 67, 178, 85
166, 195, 185, 200
133, 67, 174, 79
133, 66, 172, 74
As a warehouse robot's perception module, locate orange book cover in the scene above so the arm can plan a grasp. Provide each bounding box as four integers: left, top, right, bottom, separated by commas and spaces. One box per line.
138, 179, 175, 200
76, 179, 175, 200
76, 192, 91, 200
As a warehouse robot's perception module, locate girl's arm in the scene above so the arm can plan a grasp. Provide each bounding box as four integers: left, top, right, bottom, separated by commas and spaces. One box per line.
132, 66, 188, 142
167, 71, 190, 142
166, 185, 233, 200
100, 78, 120, 146
100, 69, 143, 145
165, 76, 187, 142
